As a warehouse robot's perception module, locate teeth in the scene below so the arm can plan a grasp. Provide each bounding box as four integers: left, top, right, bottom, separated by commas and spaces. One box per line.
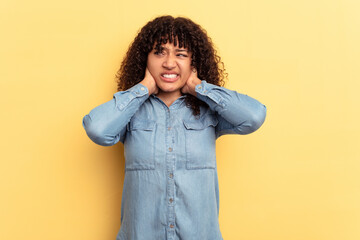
162, 74, 177, 78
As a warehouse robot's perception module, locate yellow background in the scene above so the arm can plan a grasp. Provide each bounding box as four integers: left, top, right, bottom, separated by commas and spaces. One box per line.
1, 0, 359, 239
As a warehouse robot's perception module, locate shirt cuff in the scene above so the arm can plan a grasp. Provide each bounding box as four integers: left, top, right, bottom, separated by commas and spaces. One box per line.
195, 80, 226, 108
114, 83, 149, 111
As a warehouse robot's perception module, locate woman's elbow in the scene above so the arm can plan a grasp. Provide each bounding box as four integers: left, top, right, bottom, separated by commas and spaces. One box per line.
82, 115, 117, 146
249, 104, 267, 133
239, 105, 267, 135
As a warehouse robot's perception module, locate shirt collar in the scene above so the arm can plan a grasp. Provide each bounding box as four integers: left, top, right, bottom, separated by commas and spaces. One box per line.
150, 94, 187, 109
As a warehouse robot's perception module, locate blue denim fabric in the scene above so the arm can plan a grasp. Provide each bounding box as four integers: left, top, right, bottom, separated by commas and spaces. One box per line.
82, 81, 266, 240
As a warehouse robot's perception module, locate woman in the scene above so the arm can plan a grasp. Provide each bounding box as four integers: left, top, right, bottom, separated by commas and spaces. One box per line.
83, 15, 266, 240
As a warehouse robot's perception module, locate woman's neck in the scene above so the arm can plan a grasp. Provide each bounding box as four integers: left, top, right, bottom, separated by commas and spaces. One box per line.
155, 90, 183, 107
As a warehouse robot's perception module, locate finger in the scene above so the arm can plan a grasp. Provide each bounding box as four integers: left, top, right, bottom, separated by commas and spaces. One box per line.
191, 71, 198, 79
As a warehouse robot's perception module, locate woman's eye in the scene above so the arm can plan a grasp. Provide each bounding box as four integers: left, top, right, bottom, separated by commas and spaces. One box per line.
154, 50, 165, 55
177, 54, 188, 57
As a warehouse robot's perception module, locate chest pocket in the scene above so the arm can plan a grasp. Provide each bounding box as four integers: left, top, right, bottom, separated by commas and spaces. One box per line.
183, 114, 218, 170
124, 119, 156, 171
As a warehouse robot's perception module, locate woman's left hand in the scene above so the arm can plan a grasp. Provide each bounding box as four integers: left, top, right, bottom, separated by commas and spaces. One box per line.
181, 69, 202, 96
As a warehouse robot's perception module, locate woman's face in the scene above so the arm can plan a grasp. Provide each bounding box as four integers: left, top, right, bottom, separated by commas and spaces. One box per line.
147, 42, 192, 97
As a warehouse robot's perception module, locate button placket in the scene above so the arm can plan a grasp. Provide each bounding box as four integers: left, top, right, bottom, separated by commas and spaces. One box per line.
165, 108, 176, 237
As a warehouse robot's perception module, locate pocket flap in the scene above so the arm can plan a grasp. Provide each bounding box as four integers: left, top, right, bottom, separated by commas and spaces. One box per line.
129, 119, 156, 131
183, 115, 218, 130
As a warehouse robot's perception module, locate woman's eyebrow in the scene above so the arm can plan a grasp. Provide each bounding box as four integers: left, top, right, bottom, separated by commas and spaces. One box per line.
153, 46, 188, 52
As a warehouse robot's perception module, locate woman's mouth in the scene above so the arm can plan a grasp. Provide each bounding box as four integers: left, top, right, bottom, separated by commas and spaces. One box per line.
160, 74, 179, 82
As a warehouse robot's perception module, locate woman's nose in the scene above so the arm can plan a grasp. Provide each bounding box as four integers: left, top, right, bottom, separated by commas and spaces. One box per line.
162, 55, 176, 69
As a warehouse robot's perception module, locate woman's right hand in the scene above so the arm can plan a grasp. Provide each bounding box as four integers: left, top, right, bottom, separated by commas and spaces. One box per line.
140, 68, 159, 95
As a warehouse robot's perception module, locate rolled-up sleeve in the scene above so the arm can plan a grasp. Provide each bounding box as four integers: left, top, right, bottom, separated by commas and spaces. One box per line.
82, 83, 149, 146
195, 80, 267, 138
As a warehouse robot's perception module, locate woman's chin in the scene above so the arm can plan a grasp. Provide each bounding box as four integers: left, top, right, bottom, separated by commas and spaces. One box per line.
157, 84, 182, 93
156, 87, 183, 97
158, 88, 179, 94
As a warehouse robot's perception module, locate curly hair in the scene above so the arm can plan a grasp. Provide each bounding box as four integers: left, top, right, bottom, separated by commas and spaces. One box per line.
116, 15, 227, 116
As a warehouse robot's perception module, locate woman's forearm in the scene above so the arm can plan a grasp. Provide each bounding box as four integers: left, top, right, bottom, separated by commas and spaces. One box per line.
82, 83, 149, 146
195, 80, 267, 136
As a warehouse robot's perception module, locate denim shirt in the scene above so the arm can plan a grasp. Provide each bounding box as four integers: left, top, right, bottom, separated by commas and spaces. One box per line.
82, 81, 266, 240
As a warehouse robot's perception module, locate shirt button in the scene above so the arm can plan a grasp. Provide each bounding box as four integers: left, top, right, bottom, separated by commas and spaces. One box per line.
167, 127, 171, 130
168, 147, 173, 152
169, 173, 173, 178
198, 86, 202, 89
169, 198, 173, 203
170, 224, 174, 228
140, 87, 145, 91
